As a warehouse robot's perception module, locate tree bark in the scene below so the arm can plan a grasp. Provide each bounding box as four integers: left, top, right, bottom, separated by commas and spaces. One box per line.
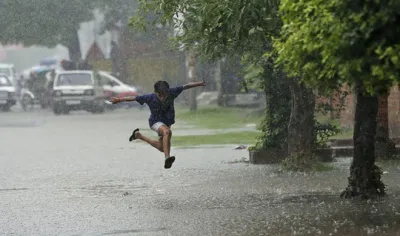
286, 79, 315, 167
255, 64, 290, 151
214, 60, 224, 106
117, 27, 131, 83
67, 29, 82, 62
341, 81, 385, 199
375, 92, 395, 159
186, 50, 197, 111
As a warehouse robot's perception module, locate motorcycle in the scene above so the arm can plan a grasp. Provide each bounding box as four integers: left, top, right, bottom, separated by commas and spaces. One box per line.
19, 66, 54, 111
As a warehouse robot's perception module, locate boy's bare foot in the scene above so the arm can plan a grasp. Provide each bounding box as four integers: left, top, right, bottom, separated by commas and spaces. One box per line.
129, 128, 140, 142
164, 156, 175, 169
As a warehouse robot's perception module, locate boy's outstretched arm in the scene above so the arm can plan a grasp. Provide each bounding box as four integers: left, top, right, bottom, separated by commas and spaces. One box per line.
110, 96, 136, 104
183, 78, 206, 90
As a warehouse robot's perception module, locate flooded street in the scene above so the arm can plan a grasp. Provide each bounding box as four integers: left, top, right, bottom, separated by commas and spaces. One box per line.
1, 108, 400, 236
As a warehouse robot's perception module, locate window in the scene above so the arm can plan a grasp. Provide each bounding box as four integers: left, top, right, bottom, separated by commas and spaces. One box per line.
0, 68, 11, 77
55, 73, 93, 86
0, 76, 11, 87
97, 74, 108, 86
100, 74, 119, 86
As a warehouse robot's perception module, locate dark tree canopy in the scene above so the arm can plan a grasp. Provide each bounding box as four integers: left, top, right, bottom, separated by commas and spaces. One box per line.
0, 0, 95, 60
130, 0, 281, 60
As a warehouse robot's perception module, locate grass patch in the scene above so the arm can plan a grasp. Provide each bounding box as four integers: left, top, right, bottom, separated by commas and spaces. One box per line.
332, 130, 353, 139
376, 159, 400, 169
172, 131, 259, 146
314, 162, 336, 172
175, 106, 263, 129
315, 114, 353, 139
316, 114, 340, 126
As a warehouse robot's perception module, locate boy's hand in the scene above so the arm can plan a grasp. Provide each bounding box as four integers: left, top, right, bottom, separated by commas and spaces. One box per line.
200, 78, 206, 87
183, 79, 206, 90
110, 97, 121, 104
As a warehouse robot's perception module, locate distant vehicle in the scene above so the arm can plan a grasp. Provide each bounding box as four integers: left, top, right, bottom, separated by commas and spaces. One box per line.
0, 63, 16, 85
52, 70, 106, 115
39, 57, 65, 71
98, 71, 138, 96
19, 66, 55, 111
0, 74, 17, 111
97, 71, 141, 109
40, 57, 58, 67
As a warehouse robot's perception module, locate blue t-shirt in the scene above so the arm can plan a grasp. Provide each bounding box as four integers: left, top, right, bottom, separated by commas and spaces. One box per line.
135, 85, 184, 128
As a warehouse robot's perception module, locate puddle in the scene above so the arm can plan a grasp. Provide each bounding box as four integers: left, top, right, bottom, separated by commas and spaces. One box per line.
101, 228, 166, 235
0, 188, 28, 192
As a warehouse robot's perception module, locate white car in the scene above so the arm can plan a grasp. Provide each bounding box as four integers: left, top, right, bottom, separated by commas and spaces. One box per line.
97, 71, 138, 96
97, 71, 142, 109
0, 74, 17, 111
0, 63, 17, 85
52, 70, 105, 115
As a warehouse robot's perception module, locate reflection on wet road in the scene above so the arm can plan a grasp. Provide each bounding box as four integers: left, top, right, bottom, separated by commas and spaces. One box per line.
1, 108, 400, 235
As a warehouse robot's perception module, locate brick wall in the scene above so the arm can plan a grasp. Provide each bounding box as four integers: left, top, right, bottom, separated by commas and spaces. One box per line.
337, 85, 400, 137
338, 85, 355, 129
389, 86, 400, 137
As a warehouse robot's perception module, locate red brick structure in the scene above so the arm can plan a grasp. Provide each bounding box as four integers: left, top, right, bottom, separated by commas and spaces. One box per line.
338, 85, 400, 137
85, 42, 105, 61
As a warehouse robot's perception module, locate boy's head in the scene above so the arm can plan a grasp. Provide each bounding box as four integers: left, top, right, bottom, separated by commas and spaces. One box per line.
154, 80, 170, 102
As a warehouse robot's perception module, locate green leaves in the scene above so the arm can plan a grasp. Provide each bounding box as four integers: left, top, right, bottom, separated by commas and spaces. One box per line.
274, 0, 400, 95
241, 60, 264, 92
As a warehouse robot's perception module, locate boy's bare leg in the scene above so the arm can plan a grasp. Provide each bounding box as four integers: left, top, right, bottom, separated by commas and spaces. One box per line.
158, 125, 174, 169
158, 126, 172, 158
134, 131, 163, 152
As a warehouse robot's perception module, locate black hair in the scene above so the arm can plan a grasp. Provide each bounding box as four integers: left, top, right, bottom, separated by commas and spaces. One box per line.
154, 80, 170, 94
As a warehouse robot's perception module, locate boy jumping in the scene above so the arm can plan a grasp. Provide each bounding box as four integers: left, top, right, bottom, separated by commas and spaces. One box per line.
110, 80, 206, 169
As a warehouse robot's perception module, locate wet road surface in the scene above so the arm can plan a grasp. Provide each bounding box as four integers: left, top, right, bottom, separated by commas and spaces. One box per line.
1, 107, 400, 236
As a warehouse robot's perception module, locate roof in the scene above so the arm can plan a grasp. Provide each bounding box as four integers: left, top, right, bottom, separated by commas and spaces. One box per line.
0, 63, 14, 68
57, 70, 94, 75
40, 57, 59, 66
31, 65, 52, 74
85, 42, 105, 60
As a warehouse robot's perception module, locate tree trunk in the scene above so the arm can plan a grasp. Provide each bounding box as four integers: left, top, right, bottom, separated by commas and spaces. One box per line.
255, 64, 290, 151
214, 60, 224, 106
186, 50, 197, 111
67, 30, 82, 62
118, 28, 131, 83
341, 81, 385, 199
286, 79, 315, 169
375, 92, 395, 159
